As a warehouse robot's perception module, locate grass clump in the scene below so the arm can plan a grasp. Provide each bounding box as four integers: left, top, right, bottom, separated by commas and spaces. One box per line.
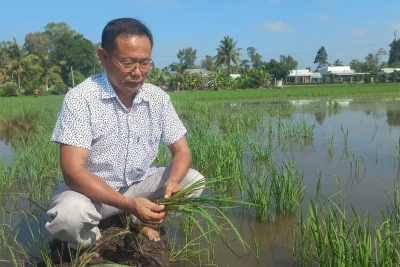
160, 176, 253, 252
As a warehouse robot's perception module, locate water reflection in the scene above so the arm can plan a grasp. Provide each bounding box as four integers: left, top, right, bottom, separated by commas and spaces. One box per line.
387, 110, 400, 126
0, 113, 34, 144
314, 112, 326, 125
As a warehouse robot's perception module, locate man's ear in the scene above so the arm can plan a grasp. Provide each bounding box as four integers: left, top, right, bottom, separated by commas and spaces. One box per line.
97, 48, 108, 69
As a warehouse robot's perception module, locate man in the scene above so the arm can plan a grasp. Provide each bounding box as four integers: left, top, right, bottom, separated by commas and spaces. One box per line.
45, 18, 203, 254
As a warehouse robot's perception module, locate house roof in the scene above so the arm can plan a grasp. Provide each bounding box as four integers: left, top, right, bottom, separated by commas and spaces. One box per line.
320, 66, 355, 74
380, 68, 400, 74
287, 69, 322, 78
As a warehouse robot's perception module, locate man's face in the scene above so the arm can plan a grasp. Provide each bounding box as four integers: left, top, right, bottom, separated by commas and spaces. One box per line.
98, 35, 152, 96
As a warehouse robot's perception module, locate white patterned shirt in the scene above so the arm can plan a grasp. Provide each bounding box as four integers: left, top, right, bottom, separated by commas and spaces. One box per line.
51, 72, 187, 190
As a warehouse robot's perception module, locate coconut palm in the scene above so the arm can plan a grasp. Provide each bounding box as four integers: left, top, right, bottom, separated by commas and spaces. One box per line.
215, 36, 242, 74
4, 38, 38, 92
170, 63, 188, 91
38, 55, 64, 91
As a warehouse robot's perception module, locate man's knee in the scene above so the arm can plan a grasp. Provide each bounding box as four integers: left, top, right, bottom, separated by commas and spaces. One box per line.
46, 196, 101, 238
186, 168, 204, 183
184, 168, 204, 197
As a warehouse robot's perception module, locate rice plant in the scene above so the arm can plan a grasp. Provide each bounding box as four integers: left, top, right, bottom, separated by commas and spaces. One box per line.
160, 177, 253, 252
340, 123, 349, 145
247, 138, 276, 162
245, 173, 272, 222
270, 162, 306, 215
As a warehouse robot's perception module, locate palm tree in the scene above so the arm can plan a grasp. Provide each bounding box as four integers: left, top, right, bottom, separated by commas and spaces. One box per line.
4, 38, 38, 92
332, 59, 343, 66
215, 36, 242, 74
38, 55, 63, 90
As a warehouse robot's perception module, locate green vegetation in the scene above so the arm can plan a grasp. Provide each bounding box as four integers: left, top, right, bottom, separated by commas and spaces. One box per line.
0, 86, 400, 266
1, 21, 399, 95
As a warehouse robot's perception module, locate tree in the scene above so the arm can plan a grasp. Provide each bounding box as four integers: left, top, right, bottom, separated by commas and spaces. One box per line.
44, 22, 77, 44
239, 59, 251, 73
280, 55, 298, 70
168, 63, 187, 91
147, 66, 168, 89
177, 47, 197, 69
264, 59, 291, 80
215, 36, 242, 74
247, 47, 263, 68
53, 33, 97, 78
314, 46, 328, 71
364, 53, 379, 73
210, 69, 228, 90
332, 59, 343, 66
249, 68, 272, 88
37, 54, 63, 90
24, 31, 51, 56
375, 48, 387, 68
44, 22, 96, 79
388, 39, 400, 67
4, 38, 38, 92
200, 55, 215, 71
349, 59, 364, 72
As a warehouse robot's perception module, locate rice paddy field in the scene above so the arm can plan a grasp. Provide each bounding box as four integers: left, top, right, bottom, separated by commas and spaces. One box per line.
1, 83, 400, 266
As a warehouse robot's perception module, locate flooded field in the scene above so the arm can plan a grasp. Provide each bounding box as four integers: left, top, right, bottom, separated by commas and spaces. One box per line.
0, 91, 400, 266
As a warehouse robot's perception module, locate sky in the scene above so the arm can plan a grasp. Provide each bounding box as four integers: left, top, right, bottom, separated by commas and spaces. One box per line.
1, 0, 400, 70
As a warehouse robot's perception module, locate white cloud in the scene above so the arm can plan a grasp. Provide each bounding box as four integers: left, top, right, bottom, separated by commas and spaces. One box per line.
351, 28, 367, 38
259, 21, 291, 33
389, 21, 400, 32
317, 15, 332, 21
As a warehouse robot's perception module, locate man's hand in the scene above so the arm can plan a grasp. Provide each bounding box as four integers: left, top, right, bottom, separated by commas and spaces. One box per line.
164, 180, 182, 199
126, 197, 166, 224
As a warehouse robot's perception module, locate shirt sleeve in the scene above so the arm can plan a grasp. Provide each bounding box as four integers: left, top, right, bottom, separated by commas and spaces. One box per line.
160, 96, 187, 146
51, 91, 92, 149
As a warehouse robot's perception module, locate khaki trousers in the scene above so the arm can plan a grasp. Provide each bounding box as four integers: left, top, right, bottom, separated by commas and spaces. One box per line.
45, 167, 203, 249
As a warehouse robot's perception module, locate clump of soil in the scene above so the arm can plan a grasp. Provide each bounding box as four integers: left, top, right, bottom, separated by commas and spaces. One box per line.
39, 214, 170, 267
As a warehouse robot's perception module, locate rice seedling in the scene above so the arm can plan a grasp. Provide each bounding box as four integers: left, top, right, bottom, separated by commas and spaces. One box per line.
270, 162, 305, 215
159, 176, 254, 252
165, 216, 214, 265
247, 138, 276, 162
245, 173, 272, 222
324, 130, 335, 154
348, 154, 366, 183
340, 123, 349, 145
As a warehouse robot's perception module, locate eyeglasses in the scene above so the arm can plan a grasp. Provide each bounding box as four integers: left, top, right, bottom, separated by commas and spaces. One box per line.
104, 49, 153, 73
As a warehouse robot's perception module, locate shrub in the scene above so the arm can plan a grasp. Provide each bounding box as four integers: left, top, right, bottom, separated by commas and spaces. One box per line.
51, 81, 68, 95
1, 85, 18, 97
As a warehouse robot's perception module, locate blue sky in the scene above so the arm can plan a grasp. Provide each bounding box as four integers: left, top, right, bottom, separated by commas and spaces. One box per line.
1, 0, 399, 70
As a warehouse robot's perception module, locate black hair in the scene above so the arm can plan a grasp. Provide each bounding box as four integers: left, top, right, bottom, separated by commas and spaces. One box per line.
101, 18, 153, 51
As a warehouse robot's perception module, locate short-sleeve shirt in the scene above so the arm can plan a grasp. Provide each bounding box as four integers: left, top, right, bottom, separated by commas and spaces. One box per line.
52, 72, 187, 190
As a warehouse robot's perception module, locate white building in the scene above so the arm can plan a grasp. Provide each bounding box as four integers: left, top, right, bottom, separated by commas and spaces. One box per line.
286, 69, 322, 83
319, 66, 355, 75
319, 66, 355, 83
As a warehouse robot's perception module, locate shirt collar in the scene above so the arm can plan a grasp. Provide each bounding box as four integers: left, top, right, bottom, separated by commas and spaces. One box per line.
100, 72, 149, 103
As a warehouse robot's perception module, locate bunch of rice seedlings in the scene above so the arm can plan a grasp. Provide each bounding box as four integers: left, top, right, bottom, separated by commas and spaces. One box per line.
160, 176, 254, 251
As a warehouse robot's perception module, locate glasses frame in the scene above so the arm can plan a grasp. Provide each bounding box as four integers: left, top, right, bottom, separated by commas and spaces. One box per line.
104, 49, 153, 73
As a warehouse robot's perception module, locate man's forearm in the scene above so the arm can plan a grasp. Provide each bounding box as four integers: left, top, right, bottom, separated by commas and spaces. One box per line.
167, 150, 191, 183
64, 169, 129, 210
